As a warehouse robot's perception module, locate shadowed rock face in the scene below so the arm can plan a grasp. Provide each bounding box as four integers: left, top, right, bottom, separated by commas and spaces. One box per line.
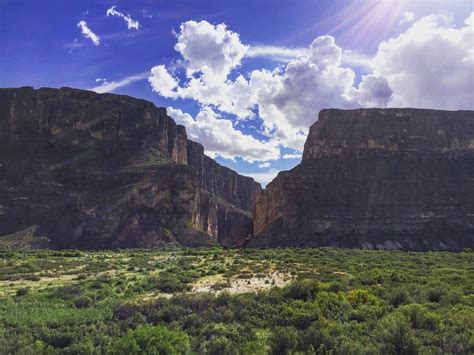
0, 87, 261, 249
250, 108, 474, 251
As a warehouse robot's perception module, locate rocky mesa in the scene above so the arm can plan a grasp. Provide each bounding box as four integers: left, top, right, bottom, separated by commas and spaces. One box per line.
250, 108, 474, 251
0, 87, 261, 249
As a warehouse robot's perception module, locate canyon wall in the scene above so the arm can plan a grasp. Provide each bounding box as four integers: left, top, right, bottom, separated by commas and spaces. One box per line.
0, 87, 261, 248
250, 108, 474, 251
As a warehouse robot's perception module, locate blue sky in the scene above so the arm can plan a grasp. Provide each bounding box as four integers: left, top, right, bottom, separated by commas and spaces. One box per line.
1, 0, 473, 185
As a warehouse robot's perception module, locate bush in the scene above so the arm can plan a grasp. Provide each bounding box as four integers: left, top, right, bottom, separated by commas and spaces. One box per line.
16, 288, 29, 297
390, 288, 411, 307
302, 320, 339, 353
54, 284, 84, 300
399, 304, 440, 331
269, 327, 299, 354
108, 325, 190, 354
284, 279, 320, 301
23, 273, 40, 281
427, 288, 444, 303
74, 296, 93, 308
0, 248, 472, 354
198, 335, 235, 355
378, 315, 420, 354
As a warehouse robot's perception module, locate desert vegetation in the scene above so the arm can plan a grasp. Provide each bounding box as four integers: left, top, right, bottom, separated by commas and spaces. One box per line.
0, 248, 472, 354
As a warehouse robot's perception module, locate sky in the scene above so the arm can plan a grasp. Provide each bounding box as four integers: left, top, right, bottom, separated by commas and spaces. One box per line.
1, 0, 473, 185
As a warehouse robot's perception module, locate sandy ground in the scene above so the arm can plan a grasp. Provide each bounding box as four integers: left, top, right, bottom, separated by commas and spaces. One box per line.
191, 272, 293, 294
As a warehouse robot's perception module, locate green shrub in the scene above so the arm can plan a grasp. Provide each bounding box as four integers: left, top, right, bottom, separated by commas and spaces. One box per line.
16, 287, 29, 297
269, 326, 299, 355
108, 325, 190, 354
390, 288, 411, 307
284, 279, 320, 301
378, 315, 420, 354
54, 284, 84, 300
74, 296, 93, 308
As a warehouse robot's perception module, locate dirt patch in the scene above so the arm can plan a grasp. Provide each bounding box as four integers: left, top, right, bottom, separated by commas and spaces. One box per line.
192, 272, 293, 294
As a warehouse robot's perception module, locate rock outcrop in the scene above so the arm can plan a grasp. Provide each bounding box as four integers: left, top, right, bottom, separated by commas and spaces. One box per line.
250, 108, 474, 251
0, 87, 261, 249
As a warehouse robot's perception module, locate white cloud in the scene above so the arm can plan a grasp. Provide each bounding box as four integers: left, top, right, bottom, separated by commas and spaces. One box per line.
399, 11, 416, 26
167, 106, 280, 163
341, 50, 372, 69
89, 73, 147, 93
149, 13, 474, 162
174, 20, 248, 80
148, 23, 361, 151
246, 45, 371, 70
249, 35, 360, 151
466, 12, 474, 27
148, 21, 254, 119
77, 20, 100, 46
246, 45, 307, 62
309, 35, 342, 69
106, 5, 140, 30
258, 162, 271, 168
241, 169, 280, 186
350, 74, 392, 107
263, 37, 357, 130
149, 65, 179, 97
373, 13, 474, 110
282, 153, 302, 159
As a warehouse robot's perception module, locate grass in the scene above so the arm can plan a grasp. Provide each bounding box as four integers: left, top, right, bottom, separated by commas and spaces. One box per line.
0, 248, 472, 353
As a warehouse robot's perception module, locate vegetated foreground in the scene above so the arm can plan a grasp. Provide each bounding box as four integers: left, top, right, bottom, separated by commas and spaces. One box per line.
0, 248, 472, 354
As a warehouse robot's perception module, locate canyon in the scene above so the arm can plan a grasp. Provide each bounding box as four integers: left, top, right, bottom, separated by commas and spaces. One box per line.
0, 87, 261, 248
1, 88, 473, 251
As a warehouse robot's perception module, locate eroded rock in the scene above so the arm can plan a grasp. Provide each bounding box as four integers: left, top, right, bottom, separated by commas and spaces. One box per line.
250, 108, 474, 251
0, 87, 261, 248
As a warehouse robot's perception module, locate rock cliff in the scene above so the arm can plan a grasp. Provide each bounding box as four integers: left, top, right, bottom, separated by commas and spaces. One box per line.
0, 87, 261, 248
250, 108, 474, 251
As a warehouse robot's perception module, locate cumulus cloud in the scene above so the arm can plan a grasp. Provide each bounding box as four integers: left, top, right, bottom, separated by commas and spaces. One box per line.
341, 50, 372, 70
258, 162, 271, 168
77, 20, 100, 46
309, 36, 342, 69
174, 20, 248, 79
350, 75, 392, 107
399, 11, 416, 25
149, 13, 474, 161
106, 5, 140, 30
247, 45, 371, 70
373, 13, 474, 110
261, 38, 356, 130
167, 106, 280, 162
149, 65, 179, 97
148, 21, 255, 119
89, 73, 147, 93
148, 21, 362, 151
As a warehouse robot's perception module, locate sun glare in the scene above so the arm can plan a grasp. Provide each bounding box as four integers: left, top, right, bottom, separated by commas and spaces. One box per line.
329, 0, 408, 47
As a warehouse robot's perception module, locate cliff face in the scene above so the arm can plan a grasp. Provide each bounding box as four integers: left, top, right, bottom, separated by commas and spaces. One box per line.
250, 108, 474, 251
0, 87, 261, 248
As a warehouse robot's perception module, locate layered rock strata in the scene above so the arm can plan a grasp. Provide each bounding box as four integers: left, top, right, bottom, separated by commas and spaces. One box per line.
0, 87, 261, 248
250, 108, 474, 251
